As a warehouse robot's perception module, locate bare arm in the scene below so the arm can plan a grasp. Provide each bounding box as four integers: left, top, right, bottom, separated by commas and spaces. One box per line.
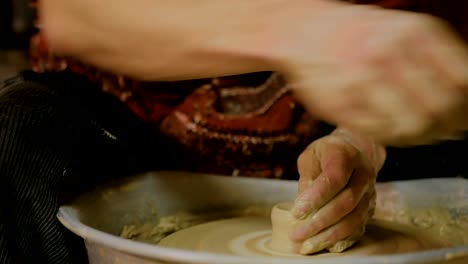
40, 0, 468, 146
39, 0, 343, 80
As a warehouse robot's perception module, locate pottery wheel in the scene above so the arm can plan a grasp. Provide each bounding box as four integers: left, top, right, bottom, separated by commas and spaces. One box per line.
159, 216, 445, 258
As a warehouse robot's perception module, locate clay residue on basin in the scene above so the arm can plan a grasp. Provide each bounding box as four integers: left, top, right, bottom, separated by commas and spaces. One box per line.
120, 206, 271, 244
121, 205, 468, 258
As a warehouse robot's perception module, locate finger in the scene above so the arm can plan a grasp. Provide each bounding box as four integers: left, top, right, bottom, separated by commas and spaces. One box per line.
291, 168, 372, 242
406, 22, 468, 140
327, 224, 366, 253
328, 191, 372, 253
299, 191, 371, 255
402, 54, 454, 118
298, 65, 388, 135
327, 240, 358, 253
329, 81, 393, 138
382, 55, 449, 143
297, 144, 322, 194
313, 64, 411, 142
328, 69, 392, 136
326, 54, 414, 141
415, 19, 468, 91
407, 35, 468, 135
289, 64, 344, 122
364, 81, 422, 144
292, 144, 355, 219
355, 31, 457, 145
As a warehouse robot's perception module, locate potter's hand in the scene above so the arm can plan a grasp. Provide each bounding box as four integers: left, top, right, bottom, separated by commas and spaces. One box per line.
277, 4, 468, 146
290, 128, 386, 254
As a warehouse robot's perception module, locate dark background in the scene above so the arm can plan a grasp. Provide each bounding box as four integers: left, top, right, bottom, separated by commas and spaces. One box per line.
1, 0, 32, 81
0, 0, 33, 50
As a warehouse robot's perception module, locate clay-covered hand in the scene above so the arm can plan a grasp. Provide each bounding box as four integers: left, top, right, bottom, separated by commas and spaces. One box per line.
276, 3, 468, 146
290, 128, 386, 254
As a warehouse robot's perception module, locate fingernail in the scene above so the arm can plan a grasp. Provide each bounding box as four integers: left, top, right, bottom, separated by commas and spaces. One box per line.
300, 239, 327, 255
291, 199, 310, 219
291, 226, 305, 241
291, 225, 311, 241
291, 206, 306, 219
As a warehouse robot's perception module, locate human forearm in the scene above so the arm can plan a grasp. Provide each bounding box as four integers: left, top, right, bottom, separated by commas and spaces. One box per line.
39, 0, 344, 80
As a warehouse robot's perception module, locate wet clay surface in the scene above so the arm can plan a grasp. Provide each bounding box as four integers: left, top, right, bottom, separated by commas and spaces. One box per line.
158, 216, 450, 258
121, 198, 468, 258
155, 204, 468, 258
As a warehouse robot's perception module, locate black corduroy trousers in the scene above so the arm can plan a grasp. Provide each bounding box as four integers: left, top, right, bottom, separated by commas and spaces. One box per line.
0, 71, 165, 264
